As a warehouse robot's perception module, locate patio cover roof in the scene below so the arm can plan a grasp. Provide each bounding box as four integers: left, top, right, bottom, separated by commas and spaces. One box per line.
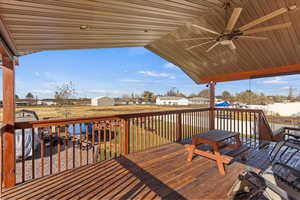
0, 0, 300, 83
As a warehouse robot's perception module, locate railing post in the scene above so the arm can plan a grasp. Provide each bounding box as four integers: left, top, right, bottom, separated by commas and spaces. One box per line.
177, 113, 182, 142
2, 56, 16, 187
124, 119, 130, 154
209, 82, 216, 130
258, 111, 273, 143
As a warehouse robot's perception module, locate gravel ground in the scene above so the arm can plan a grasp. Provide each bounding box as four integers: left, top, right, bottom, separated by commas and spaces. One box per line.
15, 143, 118, 184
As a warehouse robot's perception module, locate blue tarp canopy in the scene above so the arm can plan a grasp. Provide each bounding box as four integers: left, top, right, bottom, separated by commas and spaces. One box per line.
215, 101, 230, 107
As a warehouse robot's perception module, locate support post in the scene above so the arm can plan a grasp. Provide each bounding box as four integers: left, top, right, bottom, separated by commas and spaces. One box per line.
2, 56, 16, 187
124, 119, 130, 154
209, 82, 216, 130
177, 113, 182, 142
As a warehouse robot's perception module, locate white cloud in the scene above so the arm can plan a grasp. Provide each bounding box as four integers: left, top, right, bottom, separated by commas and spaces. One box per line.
261, 77, 288, 84
43, 81, 62, 89
138, 71, 176, 79
164, 62, 177, 69
34, 72, 40, 77
280, 86, 297, 90
120, 79, 143, 83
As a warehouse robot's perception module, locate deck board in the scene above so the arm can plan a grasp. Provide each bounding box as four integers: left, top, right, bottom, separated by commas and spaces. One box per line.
1, 143, 271, 200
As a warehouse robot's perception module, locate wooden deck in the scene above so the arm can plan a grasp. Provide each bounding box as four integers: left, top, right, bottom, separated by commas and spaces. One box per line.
1, 142, 271, 200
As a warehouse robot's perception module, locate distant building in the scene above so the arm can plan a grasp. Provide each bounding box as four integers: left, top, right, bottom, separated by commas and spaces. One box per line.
16, 99, 33, 106
156, 96, 189, 106
188, 97, 210, 105
91, 96, 115, 106
37, 99, 57, 106
16, 109, 39, 122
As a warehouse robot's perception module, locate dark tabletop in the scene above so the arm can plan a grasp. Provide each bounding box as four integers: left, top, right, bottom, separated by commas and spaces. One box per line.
195, 130, 239, 142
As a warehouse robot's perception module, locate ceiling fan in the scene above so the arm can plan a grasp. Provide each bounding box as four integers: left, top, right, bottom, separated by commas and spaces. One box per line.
178, 3, 297, 53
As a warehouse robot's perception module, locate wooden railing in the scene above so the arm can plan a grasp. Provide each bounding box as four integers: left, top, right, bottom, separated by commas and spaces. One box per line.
214, 108, 269, 148
11, 108, 210, 185
0, 107, 275, 187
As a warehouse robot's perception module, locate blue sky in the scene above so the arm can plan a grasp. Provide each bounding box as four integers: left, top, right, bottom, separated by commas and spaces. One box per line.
0, 47, 299, 99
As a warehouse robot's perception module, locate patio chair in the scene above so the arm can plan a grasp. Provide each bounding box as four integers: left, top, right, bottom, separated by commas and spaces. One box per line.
228, 134, 300, 200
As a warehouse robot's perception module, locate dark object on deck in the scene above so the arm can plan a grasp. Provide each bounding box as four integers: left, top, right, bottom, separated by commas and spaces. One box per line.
228, 169, 292, 200
229, 134, 300, 200
15, 109, 39, 122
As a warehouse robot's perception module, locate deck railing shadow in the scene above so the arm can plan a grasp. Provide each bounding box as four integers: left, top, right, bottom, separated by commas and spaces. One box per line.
115, 155, 186, 200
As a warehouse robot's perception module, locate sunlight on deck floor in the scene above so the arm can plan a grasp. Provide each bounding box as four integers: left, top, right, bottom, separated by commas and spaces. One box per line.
1, 143, 271, 200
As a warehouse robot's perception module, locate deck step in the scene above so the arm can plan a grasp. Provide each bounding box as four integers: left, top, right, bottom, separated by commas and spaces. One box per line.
225, 145, 250, 158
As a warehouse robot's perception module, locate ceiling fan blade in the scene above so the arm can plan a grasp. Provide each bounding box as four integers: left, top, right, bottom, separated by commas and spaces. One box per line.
243, 22, 291, 35
206, 42, 220, 52
177, 37, 214, 42
238, 36, 268, 40
191, 24, 221, 35
225, 8, 243, 33
239, 7, 288, 31
186, 40, 215, 51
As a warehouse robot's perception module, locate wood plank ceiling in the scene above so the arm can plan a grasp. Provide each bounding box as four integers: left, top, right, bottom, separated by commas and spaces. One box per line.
0, 0, 300, 83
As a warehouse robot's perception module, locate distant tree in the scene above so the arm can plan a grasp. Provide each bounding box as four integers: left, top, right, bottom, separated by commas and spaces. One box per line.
54, 81, 76, 118
26, 92, 34, 99
122, 94, 130, 99
198, 89, 209, 98
142, 91, 155, 102
131, 93, 135, 100
188, 93, 198, 98
15, 94, 20, 100
165, 87, 185, 97
54, 81, 75, 104
235, 90, 272, 105
221, 91, 231, 101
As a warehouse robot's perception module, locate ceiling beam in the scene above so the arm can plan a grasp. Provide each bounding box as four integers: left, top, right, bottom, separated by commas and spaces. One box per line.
199, 64, 300, 83
0, 16, 18, 59
0, 36, 14, 60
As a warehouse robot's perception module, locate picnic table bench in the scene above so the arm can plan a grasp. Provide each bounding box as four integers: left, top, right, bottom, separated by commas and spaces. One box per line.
186, 130, 249, 175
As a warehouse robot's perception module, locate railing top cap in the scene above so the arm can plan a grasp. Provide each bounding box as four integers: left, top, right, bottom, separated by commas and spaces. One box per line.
15, 107, 211, 128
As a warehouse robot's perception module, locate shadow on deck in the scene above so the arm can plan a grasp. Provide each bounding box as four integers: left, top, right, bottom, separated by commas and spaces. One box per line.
1, 143, 271, 200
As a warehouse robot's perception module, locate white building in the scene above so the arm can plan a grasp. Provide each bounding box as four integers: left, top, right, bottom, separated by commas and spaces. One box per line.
91, 96, 115, 106
156, 96, 189, 106
188, 97, 210, 105
37, 99, 57, 106
248, 102, 300, 116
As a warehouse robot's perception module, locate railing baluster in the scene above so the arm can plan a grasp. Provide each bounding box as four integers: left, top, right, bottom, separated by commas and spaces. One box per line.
58, 126, 61, 172
104, 123, 107, 159
147, 116, 150, 148
79, 124, 83, 166
119, 120, 122, 155
40, 128, 44, 177
97, 123, 101, 160
49, 126, 53, 175
109, 121, 112, 159
21, 128, 25, 183
92, 123, 95, 163
151, 115, 154, 146
155, 116, 158, 146
86, 123, 89, 164
135, 117, 138, 152
113, 122, 117, 158
31, 128, 35, 179
72, 124, 76, 168
65, 125, 68, 170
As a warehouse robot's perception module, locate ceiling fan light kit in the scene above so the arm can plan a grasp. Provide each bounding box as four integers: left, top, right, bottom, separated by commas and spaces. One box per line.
179, 4, 297, 53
